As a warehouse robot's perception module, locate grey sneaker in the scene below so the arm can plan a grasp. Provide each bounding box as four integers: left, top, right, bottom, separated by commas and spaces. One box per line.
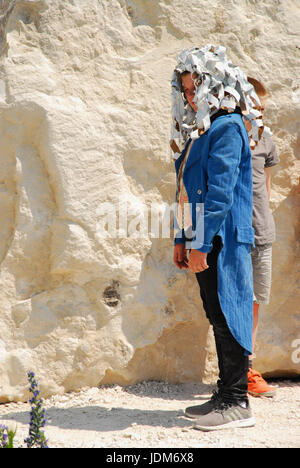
185, 390, 222, 419
193, 400, 255, 431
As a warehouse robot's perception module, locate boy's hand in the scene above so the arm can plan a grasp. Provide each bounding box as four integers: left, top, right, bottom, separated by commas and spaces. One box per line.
188, 249, 209, 273
173, 244, 189, 270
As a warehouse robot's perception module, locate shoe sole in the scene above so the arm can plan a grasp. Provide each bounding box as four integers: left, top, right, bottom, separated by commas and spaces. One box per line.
248, 390, 276, 398
193, 417, 256, 432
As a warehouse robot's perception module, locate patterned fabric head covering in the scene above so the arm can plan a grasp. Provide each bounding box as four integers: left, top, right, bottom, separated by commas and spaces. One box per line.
170, 44, 271, 159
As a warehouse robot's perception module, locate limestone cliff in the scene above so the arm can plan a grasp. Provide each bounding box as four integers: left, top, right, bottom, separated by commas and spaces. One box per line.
0, 0, 299, 401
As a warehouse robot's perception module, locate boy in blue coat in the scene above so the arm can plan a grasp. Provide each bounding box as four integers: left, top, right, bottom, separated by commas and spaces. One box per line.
171, 45, 272, 431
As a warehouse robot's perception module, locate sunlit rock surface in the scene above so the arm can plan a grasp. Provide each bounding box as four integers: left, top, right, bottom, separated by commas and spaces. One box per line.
0, 0, 299, 401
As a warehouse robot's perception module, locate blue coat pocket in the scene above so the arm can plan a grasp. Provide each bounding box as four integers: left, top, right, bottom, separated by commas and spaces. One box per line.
235, 226, 255, 245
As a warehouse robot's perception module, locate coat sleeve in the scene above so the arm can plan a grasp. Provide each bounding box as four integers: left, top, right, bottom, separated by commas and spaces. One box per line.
174, 228, 187, 245
191, 121, 243, 253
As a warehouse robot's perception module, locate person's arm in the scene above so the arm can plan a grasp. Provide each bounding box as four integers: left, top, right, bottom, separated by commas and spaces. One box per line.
264, 166, 272, 201
264, 138, 279, 201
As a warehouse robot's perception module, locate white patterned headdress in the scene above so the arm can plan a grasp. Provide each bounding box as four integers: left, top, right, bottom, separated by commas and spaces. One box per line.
170, 44, 271, 159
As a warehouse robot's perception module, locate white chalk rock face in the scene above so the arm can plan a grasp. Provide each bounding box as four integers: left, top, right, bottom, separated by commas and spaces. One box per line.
0, 0, 299, 401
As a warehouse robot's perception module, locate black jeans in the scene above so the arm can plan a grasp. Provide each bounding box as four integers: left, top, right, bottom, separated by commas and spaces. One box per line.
195, 236, 249, 403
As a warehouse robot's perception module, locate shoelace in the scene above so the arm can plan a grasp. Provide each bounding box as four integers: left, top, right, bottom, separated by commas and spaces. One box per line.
248, 369, 263, 383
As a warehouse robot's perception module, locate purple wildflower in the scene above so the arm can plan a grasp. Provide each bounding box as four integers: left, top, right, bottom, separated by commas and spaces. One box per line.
24, 371, 49, 449
0, 425, 8, 448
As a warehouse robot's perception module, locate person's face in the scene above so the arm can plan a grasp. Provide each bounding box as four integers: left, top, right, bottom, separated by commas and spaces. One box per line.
251, 94, 266, 116
181, 73, 198, 112
258, 96, 266, 116
244, 94, 267, 132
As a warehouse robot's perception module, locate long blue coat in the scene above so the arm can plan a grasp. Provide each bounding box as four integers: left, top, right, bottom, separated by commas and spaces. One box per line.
174, 113, 254, 355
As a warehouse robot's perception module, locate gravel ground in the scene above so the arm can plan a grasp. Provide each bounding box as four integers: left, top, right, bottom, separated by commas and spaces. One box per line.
0, 379, 299, 448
